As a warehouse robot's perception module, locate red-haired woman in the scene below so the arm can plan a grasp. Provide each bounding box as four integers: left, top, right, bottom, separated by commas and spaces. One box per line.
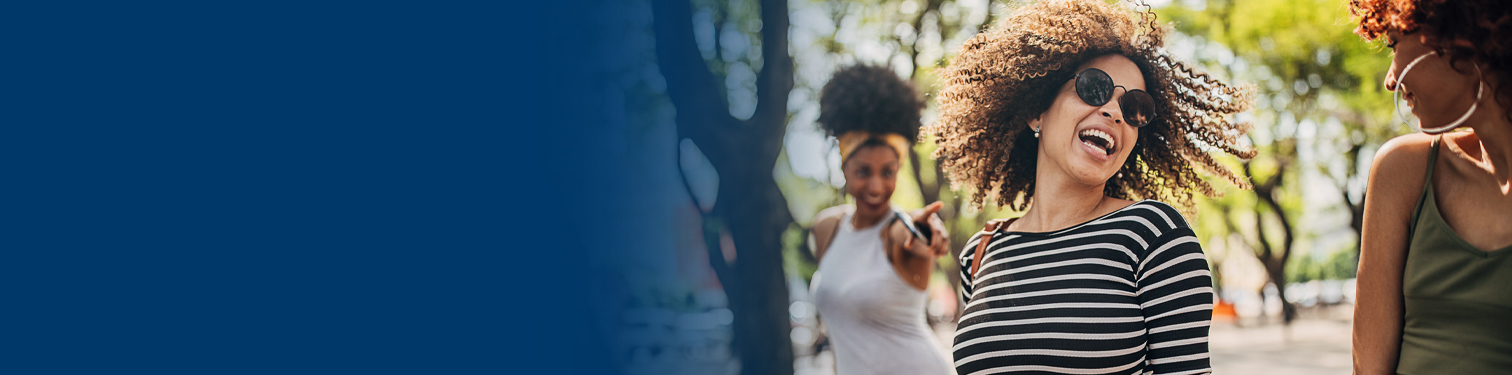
1350, 0, 1512, 374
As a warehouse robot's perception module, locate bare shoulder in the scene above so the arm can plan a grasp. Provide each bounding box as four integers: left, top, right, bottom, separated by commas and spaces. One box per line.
1363, 133, 1436, 239
1374, 133, 1435, 166
1369, 133, 1436, 198
811, 205, 851, 260
814, 205, 850, 227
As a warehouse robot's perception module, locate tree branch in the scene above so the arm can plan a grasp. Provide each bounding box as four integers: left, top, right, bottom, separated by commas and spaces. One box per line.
906, 1, 944, 205
653, 0, 739, 166
912, 148, 938, 204
1243, 163, 1270, 258
1254, 203, 1274, 261
749, 0, 792, 133
1258, 186, 1295, 264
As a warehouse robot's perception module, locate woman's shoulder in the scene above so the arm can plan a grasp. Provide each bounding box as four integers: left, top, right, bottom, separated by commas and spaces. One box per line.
1112, 199, 1189, 232
812, 205, 851, 239
1374, 133, 1436, 170
814, 205, 851, 226
1369, 133, 1436, 199
811, 205, 853, 260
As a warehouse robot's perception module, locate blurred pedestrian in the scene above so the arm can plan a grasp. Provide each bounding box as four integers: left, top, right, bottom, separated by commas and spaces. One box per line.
808, 63, 954, 375
929, 0, 1258, 374
1350, 0, 1512, 374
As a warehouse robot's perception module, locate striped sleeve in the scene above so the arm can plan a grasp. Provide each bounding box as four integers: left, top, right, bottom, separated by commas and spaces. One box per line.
958, 229, 987, 304
1136, 225, 1214, 374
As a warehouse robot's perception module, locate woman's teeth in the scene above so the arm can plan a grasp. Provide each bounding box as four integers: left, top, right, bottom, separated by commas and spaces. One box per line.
1079, 129, 1115, 155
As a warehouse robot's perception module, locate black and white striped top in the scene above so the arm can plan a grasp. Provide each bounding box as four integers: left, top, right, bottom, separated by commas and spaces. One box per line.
955, 200, 1213, 375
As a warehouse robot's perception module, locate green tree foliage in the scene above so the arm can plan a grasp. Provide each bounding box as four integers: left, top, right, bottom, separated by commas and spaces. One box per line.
1287, 248, 1360, 283
1163, 0, 1396, 247
1161, 0, 1398, 323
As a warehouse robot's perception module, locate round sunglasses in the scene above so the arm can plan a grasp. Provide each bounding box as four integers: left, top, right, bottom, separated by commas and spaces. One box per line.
1073, 68, 1157, 128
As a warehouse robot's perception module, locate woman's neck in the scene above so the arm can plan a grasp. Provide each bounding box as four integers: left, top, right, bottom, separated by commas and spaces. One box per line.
1463, 93, 1512, 187
851, 205, 889, 229
1020, 167, 1112, 232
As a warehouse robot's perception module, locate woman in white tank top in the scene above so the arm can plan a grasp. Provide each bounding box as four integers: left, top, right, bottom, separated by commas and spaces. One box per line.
807, 64, 954, 375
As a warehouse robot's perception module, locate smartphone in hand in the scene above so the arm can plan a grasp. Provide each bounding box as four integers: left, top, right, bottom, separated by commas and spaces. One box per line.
893, 210, 932, 245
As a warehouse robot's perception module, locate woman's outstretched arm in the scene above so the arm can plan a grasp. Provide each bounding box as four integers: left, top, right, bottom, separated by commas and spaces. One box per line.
883, 202, 950, 290
1354, 134, 1432, 375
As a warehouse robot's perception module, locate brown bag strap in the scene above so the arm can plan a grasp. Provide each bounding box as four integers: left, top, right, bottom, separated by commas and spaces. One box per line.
970, 218, 1016, 280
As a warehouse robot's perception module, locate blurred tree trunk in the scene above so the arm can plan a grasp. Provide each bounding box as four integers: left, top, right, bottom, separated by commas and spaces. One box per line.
653, 0, 796, 373
1245, 161, 1298, 325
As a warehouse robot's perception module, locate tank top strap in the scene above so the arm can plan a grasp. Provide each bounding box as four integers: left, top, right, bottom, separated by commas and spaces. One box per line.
1409, 135, 1443, 234
1424, 135, 1441, 189
836, 207, 854, 234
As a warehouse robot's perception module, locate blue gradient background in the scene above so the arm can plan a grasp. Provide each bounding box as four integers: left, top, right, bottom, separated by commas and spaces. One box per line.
2, 1, 624, 373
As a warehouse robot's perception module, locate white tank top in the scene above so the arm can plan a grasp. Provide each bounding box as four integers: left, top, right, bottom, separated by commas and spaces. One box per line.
811, 209, 953, 375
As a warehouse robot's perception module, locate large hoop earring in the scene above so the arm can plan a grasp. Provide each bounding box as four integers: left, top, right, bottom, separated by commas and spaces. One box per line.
1395, 52, 1485, 134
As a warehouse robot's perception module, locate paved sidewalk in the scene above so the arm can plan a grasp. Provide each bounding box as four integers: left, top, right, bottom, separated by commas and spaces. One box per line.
1209, 318, 1352, 375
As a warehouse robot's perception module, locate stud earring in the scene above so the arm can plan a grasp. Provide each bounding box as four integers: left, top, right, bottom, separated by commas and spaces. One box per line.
1033, 127, 1040, 138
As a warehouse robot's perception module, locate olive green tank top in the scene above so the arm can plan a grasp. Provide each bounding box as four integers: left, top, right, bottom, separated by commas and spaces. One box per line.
1397, 135, 1512, 375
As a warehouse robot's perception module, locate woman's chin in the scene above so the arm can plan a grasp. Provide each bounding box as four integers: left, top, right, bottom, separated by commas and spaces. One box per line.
858, 200, 890, 212
1064, 161, 1120, 184
1065, 167, 1119, 187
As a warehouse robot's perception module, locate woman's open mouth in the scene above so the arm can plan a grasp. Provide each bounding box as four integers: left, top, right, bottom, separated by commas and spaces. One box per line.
1079, 129, 1115, 156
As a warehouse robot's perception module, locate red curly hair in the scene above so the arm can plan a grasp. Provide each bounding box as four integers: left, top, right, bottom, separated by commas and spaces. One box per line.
1351, 0, 1512, 122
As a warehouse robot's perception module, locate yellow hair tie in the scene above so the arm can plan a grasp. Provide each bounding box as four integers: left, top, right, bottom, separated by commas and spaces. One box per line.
837, 131, 911, 165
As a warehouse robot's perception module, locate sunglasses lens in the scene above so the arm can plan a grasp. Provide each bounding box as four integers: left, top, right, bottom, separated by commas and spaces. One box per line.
1076, 69, 1114, 106
1120, 90, 1156, 127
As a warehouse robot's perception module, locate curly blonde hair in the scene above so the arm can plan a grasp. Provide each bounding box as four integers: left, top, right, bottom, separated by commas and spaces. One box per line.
928, 0, 1257, 212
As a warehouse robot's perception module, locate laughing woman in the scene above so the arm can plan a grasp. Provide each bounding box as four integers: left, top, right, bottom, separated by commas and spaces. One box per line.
928, 0, 1257, 374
